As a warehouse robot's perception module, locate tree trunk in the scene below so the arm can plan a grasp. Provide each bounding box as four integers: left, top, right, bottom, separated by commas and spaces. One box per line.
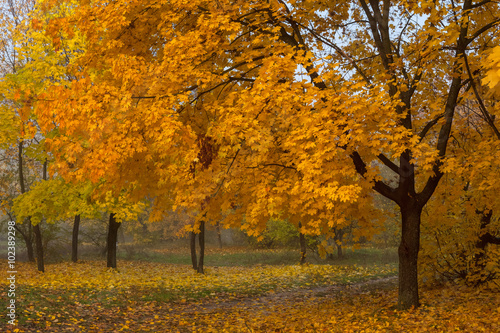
474, 209, 492, 266
197, 221, 205, 274
298, 223, 306, 265
106, 213, 120, 269
26, 232, 35, 262
33, 223, 44, 272
335, 228, 344, 259
471, 209, 500, 283
190, 231, 198, 271
17, 140, 35, 262
72, 215, 81, 263
398, 204, 422, 310
15, 224, 35, 262
337, 244, 343, 259
216, 222, 223, 249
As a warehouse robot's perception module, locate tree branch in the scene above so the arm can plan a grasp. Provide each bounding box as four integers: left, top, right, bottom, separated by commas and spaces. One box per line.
466, 18, 500, 45
350, 151, 398, 202
419, 114, 444, 141
463, 50, 500, 140
471, 0, 493, 9
377, 153, 400, 174
481, 232, 500, 245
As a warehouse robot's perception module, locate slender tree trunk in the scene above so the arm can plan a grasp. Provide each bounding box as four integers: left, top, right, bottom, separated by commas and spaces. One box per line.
190, 231, 198, 271
398, 203, 422, 309
72, 215, 81, 263
107, 213, 120, 269
30, 159, 49, 272
17, 140, 35, 262
216, 222, 223, 249
471, 209, 500, 283
335, 228, 344, 259
15, 224, 35, 262
298, 223, 306, 265
18, 140, 25, 193
474, 209, 492, 266
197, 221, 205, 274
27, 224, 34, 262
33, 222, 44, 272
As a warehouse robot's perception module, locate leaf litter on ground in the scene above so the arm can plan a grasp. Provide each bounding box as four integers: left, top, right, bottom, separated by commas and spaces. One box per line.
0, 260, 498, 332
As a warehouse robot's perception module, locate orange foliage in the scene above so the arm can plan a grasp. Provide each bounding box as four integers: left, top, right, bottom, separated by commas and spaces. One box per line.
5, 0, 500, 309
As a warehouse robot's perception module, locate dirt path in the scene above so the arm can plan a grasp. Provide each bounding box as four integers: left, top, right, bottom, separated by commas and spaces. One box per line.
173, 275, 398, 315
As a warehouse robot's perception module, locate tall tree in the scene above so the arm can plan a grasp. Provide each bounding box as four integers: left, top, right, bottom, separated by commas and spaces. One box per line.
0, 0, 38, 262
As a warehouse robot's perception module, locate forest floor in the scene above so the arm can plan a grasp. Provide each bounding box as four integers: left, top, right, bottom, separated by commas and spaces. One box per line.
0, 246, 499, 332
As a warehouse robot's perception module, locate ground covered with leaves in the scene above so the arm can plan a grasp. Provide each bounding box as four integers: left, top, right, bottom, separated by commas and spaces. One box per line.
1, 256, 499, 332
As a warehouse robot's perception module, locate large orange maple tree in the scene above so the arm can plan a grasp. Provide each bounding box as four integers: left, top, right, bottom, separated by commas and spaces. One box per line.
32, 0, 500, 309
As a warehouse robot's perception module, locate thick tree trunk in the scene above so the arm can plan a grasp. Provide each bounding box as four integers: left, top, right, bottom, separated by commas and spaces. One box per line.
33, 223, 44, 272
216, 222, 223, 249
190, 231, 198, 271
106, 213, 120, 269
299, 223, 306, 265
72, 215, 81, 263
398, 204, 422, 310
197, 221, 205, 274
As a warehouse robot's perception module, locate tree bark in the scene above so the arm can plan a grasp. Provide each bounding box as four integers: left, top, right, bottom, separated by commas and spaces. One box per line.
18, 140, 25, 193
216, 222, 223, 249
33, 222, 44, 272
72, 215, 81, 263
30, 159, 49, 273
15, 224, 35, 262
398, 203, 422, 309
475, 209, 493, 258
106, 213, 120, 269
337, 243, 343, 259
335, 228, 344, 259
26, 235, 35, 261
298, 223, 306, 265
17, 140, 35, 262
190, 231, 198, 271
476, 209, 500, 245
197, 220, 205, 274
27, 224, 34, 262
472, 209, 500, 280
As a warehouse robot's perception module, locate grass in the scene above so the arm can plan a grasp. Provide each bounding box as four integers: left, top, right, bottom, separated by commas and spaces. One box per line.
116, 242, 398, 267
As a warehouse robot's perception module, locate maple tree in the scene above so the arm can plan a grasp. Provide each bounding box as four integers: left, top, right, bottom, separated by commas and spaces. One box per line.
0, 0, 89, 271
0, 0, 46, 268
1, 0, 147, 270
24, 0, 500, 309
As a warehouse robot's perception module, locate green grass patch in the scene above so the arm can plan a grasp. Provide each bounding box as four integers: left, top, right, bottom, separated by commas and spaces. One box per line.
116, 244, 398, 267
